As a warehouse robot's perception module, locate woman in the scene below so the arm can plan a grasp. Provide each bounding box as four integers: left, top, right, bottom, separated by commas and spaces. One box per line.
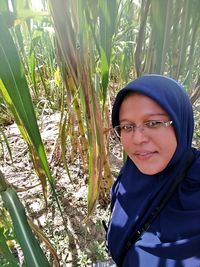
106, 74, 200, 267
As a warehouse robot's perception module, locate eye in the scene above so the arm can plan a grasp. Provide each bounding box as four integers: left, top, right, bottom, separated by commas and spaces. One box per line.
145, 121, 163, 128
121, 124, 134, 132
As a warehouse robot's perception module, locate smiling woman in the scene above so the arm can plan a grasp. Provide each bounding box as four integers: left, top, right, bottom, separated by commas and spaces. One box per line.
118, 93, 177, 175
106, 74, 200, 267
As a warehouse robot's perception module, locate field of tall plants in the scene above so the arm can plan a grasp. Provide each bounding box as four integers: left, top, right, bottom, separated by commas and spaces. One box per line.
0, 0, 200, 266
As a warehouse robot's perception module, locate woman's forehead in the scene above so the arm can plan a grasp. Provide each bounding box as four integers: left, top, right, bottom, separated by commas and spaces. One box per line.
119, 92, 170, 119
121, 91, 168, 111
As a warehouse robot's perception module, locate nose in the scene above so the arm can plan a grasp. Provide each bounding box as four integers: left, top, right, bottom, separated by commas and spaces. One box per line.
131, 126, 149, 144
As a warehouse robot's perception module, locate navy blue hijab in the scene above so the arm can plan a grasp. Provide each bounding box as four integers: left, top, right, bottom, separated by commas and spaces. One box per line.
107, 75, 200, 266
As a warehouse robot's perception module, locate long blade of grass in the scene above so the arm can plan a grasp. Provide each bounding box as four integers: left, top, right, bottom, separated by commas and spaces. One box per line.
151, 0, 168, 73
175, 0, 189, 79
0, 79, 48, 201
0, 16, 45, 164
0, 15, 64, 222
0, 126, 13, 163
0, 171, 51, 267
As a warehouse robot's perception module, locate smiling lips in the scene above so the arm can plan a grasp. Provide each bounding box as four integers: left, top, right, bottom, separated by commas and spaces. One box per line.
134, 151, 157, 160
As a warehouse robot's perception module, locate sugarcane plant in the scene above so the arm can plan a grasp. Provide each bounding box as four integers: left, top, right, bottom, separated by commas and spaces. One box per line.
0, 5, 63, 265
0, 4, 64, 216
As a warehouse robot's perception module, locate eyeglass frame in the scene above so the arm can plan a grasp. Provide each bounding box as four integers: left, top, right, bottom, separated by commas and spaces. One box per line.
113, 120, 173, 139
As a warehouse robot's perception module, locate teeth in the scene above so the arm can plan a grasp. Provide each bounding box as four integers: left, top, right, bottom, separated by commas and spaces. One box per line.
138, 152, 149, 155
136, 152, 152, 156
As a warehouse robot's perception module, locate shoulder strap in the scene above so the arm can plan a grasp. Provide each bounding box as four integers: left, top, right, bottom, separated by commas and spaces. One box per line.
117, 151, 195, 267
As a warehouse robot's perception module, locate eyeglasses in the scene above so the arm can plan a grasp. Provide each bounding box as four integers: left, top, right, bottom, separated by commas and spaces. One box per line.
114, 120, 173, 139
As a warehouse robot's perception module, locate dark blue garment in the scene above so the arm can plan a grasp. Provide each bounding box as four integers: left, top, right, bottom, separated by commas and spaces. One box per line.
107, 75, 200, 267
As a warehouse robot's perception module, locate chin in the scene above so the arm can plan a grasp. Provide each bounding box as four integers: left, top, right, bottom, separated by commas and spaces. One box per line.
129, 156, 167, 175
139, 169, 158, 175
136, 164, 165, 175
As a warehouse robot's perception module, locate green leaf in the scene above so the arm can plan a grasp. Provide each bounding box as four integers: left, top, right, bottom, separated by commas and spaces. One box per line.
0, 12, 64, 233
0, 186, 51, 267
151, 0, 169, 73
0, 16, 40, 151
100, 47, 109, 107
0, 228, 19, 267
0, 14, 53, 183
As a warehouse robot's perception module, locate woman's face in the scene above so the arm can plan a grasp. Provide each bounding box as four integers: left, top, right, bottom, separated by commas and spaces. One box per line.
119, 93, 177, 175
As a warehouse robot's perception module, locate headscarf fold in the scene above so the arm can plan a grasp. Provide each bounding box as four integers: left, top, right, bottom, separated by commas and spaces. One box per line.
107, 75, 200, 266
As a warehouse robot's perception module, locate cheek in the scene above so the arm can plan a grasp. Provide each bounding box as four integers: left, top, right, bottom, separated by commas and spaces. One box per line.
121, 138, 131, 152
164, 133, 177, 161
153, 130, 177, 171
